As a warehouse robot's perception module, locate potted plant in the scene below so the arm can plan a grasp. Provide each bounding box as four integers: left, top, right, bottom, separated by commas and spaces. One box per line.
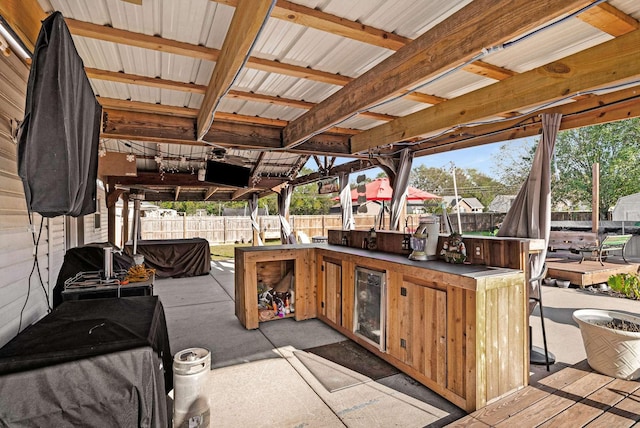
573, 309, 640, 380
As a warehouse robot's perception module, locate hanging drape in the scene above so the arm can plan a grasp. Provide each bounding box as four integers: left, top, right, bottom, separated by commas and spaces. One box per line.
278, 185, 297, 244
339, 172, 355, 230
389, 149, 414, 231
497, 113, 562, 314
248, 193, 263, 246
378, 149, 414, 231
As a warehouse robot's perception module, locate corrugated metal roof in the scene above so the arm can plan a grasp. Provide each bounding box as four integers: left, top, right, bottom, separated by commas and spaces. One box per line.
28, 0, 640, 201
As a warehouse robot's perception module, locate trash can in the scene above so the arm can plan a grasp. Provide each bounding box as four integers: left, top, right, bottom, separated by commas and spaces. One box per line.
173, 348, 211, 428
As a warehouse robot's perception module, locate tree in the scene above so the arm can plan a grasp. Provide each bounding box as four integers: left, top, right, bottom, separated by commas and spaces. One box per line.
490, 118, 640, 217
409, 165, 506, 210
288, 167, 336, 215
553, 119, 640, 217
492, 139, 536, 191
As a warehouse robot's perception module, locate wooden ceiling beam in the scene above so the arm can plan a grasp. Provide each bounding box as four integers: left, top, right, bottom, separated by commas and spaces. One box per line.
98, 97, 199, 117
231, 188, 255, 200
249, 152, 266, 184
204, 187, 219, 201
0, 0, 46, 53
113, 171, 235, 188
68, 16, 448, 109
88, 67, 394, 122
461, 60, 517, 81
66, 18, 218, 60
282, 0, 591, 148
217, 0, 516, 84
196, 0, 273, 139
144, 191, 235, 202
101, 109, 200, 144
65, 17, 350, 86
411, 84, 640, 156
226, 90, 396, 122
351, 27, 640, 153
101, 108, 354, 155
577, 2, 639, 36
271, 0, 407, 50
289, 159, 375, 186
86, 67, 206, 93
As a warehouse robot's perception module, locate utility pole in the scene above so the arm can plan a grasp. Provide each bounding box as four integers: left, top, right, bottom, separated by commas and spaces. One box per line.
450, 162, 462, 234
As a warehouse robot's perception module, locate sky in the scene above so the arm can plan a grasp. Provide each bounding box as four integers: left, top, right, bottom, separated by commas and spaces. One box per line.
306, 136, 537, 182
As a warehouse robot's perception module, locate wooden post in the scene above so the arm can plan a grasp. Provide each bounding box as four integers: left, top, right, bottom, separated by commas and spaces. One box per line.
183, 214, 187, 239
108, 204, 116, 245
122, 193, 129, 247
592, 163, 599, 233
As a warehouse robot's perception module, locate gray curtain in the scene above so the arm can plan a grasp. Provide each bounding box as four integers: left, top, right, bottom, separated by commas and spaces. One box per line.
377, 149, 414, 231
339, 172, 355, 230
248, 193, 263, 246
497, 113, 562, 312
278, 185, 297, 244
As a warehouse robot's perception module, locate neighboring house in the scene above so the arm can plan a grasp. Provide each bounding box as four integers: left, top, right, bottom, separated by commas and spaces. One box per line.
612, 192, 640, 221
487, 195, 517, 213
442, 196, 485, 213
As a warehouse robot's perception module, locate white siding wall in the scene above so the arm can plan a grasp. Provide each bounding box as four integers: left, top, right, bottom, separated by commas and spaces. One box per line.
0, 52, 107, 347
83, 190, 109, 244
0, 53, 54, 347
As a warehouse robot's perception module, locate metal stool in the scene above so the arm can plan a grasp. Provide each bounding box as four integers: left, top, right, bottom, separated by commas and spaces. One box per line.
529, 264, 555, 371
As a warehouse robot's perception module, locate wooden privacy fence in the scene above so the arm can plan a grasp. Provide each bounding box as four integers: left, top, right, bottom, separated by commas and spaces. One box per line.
139, 211, 594, 244
140, 214, 384, 244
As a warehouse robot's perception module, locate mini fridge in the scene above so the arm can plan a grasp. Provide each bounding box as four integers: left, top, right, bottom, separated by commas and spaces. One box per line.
353, 267, 386, 351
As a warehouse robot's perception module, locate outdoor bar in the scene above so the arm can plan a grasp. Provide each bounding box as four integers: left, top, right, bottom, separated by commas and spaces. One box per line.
1, 0, 640, 426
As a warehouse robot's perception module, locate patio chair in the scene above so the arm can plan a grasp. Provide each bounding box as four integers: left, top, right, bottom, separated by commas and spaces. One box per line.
529, 263, 555, 371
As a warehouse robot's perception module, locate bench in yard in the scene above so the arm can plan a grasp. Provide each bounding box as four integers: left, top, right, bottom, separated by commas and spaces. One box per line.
577, 234, 633, 266
548, 231, 598, 253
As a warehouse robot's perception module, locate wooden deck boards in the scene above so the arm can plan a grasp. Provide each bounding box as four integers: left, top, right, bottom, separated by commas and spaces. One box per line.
546, 256, 639, 287
446, 360, 640, 427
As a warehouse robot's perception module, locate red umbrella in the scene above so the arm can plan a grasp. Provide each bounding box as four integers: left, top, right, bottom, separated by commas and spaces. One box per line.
349, 177, 440, 202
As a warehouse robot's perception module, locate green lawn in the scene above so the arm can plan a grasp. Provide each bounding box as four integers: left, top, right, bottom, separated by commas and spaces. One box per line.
210, 240, 281, 260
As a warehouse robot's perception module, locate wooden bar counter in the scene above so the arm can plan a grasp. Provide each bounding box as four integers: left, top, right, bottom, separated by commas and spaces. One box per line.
235, 239, 528, 412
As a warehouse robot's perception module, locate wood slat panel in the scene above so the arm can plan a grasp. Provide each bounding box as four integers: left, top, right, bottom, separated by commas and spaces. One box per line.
341, 260, 355, 331
324, 259, 341, 325
296, 248, 317, 321
424, 286, 447, 385
448, 285, 466, 397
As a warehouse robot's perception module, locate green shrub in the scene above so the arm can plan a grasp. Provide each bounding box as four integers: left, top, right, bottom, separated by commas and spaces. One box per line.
607, 273, 640, 299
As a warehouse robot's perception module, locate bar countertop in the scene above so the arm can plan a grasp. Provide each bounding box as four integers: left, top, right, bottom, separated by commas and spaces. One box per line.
235, 243, 522, 278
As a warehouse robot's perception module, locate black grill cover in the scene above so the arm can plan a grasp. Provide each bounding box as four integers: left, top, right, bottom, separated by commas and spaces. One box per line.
17, 12, 102, 217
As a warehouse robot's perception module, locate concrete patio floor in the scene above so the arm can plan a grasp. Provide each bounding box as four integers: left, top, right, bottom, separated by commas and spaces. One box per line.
154, 259, 640, 427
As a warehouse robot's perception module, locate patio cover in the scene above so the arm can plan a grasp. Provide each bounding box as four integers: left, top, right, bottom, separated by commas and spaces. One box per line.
498, 113, 562, 312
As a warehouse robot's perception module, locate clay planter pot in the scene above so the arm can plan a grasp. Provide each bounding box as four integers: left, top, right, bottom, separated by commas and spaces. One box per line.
573, 309, 640, 380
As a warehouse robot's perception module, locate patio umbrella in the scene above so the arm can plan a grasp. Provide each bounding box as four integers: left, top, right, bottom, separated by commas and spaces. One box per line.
348, 178, 440, 228
348, 178, 440, 202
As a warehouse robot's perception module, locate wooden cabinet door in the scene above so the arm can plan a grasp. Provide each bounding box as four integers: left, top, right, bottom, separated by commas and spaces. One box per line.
321, 258, 342, 326
387, 275, 447, 386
